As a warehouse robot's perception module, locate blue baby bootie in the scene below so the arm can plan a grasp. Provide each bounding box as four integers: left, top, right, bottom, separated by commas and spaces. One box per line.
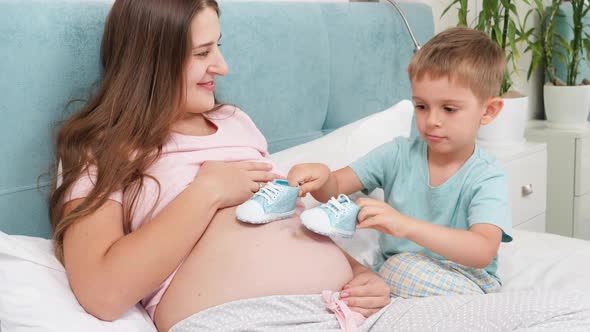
300, 194, 360, 238
236, 179, 299, 224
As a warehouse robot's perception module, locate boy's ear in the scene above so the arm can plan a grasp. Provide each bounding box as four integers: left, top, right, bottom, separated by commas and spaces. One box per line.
480, 97, 504, 125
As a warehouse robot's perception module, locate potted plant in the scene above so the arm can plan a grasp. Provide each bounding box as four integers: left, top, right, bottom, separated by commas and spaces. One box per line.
442, 0, 537, 149
528, 0, 590, 129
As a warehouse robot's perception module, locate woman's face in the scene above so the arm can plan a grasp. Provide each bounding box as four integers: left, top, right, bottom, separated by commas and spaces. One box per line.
181, 7, 228, 115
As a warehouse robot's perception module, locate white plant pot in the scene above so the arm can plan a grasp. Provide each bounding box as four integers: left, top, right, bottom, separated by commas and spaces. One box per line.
544, 84, 590, 130
477, 94, 528, 150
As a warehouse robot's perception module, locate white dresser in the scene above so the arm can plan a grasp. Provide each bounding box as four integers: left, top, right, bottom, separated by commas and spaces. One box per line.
525, 121, 590, 240
484, 142, 548, 233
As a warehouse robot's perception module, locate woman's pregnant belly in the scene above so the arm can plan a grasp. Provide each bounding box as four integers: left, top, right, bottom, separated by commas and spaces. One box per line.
154, 206, 354, 332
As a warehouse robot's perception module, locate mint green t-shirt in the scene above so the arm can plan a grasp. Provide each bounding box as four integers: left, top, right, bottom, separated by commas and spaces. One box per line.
350, 136, 513, 279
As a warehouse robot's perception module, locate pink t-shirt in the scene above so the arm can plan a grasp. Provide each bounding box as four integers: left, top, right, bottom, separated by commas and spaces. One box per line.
60, 105, 286, 319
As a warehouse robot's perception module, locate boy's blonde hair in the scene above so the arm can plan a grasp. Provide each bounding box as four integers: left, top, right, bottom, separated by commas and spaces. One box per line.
408, 26, 506, 101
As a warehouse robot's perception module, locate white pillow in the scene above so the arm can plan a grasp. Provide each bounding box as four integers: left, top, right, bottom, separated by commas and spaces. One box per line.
271, 99, 414, 177
270, 99, 414, 268
0, 231, 157, 332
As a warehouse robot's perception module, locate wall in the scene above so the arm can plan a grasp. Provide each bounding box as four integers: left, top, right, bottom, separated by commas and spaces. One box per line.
161, 0, 551, 119
397, 0, 549, 120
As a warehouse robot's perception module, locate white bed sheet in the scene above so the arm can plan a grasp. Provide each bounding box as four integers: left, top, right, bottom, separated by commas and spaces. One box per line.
3, 229, 590, 332
335, 228, 590, 296
498, 229, 590, 294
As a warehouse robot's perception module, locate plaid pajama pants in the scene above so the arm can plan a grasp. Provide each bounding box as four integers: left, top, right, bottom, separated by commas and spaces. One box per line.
378, 252, 501, 298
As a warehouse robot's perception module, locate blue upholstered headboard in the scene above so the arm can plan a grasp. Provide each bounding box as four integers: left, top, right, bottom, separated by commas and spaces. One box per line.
0, 1, 433, 238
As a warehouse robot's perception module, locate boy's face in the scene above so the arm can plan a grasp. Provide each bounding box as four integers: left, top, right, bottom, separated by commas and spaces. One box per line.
411, 73, 502, 159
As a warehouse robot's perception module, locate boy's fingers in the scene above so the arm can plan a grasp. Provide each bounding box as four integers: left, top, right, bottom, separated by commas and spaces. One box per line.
357, 220, 385, 231
299, 182, 314, 194
286, 172, 301, 186
356, 197, 389, 209
355, 197, 369, 207
355, 197, 378, 205
357, 216, 379, 228
356, 223, 370, 229
287, 174, 310, 187
357, 206, 382, 222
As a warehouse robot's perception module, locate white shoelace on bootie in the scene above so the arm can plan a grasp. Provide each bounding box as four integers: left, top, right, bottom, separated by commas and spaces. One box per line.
324, 194, 351, 217
255, 182, 282, 203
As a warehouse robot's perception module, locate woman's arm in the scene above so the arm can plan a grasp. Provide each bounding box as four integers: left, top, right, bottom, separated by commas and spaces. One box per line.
63, 179, 220, 321
63, 161, 274, 321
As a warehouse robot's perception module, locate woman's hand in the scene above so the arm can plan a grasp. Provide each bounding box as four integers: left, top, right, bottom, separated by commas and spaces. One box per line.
356, 197, 409, 238
193, 161, 278, 208
340, 266, 391, 317
287, 163, 331, 197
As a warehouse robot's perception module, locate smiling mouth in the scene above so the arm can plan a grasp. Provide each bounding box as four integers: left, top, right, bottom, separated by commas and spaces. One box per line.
198, 81, 215, 91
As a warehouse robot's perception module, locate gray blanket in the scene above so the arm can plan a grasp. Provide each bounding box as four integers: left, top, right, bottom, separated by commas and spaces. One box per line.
170, 291, 590, 331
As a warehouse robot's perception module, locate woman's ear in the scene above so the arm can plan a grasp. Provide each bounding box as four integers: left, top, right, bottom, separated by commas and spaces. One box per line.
480, 97, 504, 125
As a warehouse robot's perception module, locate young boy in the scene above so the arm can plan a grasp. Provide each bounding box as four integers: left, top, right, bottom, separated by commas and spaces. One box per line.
287, 26, 513, 297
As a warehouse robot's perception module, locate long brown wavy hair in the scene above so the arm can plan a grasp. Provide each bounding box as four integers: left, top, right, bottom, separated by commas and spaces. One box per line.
49, 0, 220, 262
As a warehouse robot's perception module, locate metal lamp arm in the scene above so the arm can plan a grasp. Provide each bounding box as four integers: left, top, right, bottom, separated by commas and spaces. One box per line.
384, 0, 422, 52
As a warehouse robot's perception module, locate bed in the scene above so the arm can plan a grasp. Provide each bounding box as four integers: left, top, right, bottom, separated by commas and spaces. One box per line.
1, 1, 590, 331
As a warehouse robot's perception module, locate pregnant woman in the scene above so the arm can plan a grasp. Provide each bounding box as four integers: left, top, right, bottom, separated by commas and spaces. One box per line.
48, 1, 390, 331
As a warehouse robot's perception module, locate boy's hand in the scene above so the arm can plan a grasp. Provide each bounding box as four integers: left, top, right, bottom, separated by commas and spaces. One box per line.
356, 198, 408, 238
287, 163, 331, 197
340, 266, 391, 317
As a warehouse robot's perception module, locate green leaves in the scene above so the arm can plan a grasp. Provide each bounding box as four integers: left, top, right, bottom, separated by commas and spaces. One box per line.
523, 1, 562, 84
458, 0, 469, 26
441, 0, 468, 26
442, 0, 589, 88
568, 0, 590, 84
584, 35, 590, 65
441, 0, 530, 95
543, 0, 590, 85
526, 41, 543, 80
